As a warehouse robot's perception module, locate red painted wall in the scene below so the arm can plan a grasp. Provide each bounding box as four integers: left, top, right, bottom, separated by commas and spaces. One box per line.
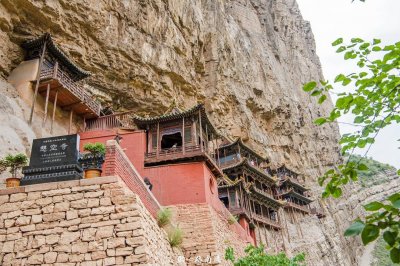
79, 130, 221, 209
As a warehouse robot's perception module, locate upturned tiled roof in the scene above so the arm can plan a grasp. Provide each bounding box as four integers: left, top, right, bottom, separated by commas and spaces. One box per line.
21, 33, 91, 81
133, 104, 219, 135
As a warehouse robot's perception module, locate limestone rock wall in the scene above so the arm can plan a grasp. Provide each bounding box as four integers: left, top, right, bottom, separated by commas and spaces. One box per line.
0, 176, 184, 266
0, 0, 392, 265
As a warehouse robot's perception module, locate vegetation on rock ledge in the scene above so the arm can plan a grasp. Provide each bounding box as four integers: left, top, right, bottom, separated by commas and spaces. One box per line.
225, 245, 305, 266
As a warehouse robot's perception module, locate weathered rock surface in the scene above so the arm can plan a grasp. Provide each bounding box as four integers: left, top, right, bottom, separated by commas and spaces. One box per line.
0, 0, 396, 265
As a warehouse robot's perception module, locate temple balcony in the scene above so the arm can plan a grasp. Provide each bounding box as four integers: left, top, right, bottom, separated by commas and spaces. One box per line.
285, 202, 311, 214
251, 186, 276, 202
38, 63, 101, 118
144, 143, 223, 178
228, 206, 252, 219
84, 111, 136, 131
252, 213, 281, 229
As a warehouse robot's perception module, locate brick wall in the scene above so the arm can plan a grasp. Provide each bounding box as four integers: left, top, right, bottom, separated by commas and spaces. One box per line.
102, 140, 160, 217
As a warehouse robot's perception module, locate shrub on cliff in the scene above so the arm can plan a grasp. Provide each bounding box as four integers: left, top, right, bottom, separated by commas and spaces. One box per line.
225, 245, 305, 266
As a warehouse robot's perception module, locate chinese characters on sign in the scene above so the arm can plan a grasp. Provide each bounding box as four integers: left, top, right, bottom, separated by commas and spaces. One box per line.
21, 134, 83, 185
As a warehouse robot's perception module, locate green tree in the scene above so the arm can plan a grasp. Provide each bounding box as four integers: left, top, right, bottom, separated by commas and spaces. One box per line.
225, 245, 305, 266
303, 37, 400, 263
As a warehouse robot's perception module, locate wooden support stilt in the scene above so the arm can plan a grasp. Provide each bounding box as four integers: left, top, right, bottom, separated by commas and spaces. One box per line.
50, 90, 58, 134
156, 122, 160, 159
68, 110, 73, 134
198, 109, 203, 152
182, 117, 185, 154
83, 116, 86, 132
42, 83, 51, 126
29, 41, 47, 125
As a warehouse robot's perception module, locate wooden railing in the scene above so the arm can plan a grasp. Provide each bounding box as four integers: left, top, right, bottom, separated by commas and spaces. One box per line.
252, 186, 275, 200
228, 206, 251, 218
145, 144, 202, 160
252, 213, 281, 228
84, 111, 136, 131
40, 65, 101, 116
285, 202, 310, 213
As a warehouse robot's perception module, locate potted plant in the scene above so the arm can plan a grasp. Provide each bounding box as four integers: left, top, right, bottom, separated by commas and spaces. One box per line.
0, 153, 29, 187
81, 142, 106, 178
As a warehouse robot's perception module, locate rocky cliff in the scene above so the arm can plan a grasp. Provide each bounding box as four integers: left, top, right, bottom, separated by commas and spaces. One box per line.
0, 0, 386, 265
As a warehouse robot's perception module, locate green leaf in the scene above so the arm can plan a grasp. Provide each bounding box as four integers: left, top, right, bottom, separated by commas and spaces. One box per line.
372, 46, 381, 52
361, 224, 380, 245
303, 81, 317, 92
390, 248, 400, 263
397, 169, 400, 176
332, 187, 342, 198
311, 90, 322, 96
351, 38, 364, 43
383, 231, 396, 246
314, 117, 327, 125
364, 202, 384, 211
318, 95, 327, 104
357, 163, 368, 171
393, 199, 400, 209
373, 39, 381, 45
344, 221, 365, 236
336, 46, 346, 53
332, 38, 344, 46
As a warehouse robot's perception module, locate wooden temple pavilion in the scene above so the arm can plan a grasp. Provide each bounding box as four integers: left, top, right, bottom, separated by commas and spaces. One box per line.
217, 138, 271, 171
273, 165, 313, 214
22, 33, 101, 132
133, 104, 223, 177
217, 139, 282, 230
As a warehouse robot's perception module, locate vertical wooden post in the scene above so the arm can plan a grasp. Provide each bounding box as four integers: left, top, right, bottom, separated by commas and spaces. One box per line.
29, 41, 47, 125
156, 122, 160, 158
68, 110, 73, 134
83, 116, 86, 132
198, 109, 203, 152
216, 136, 220, 166
53, 61, 59, 79
205, 123, 209, 153
182, 116, 185, 154
42, 83, 51, 125
50, 90, 58, 134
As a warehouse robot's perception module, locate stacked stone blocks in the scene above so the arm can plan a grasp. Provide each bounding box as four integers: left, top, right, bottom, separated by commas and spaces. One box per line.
0, 176, 183, 265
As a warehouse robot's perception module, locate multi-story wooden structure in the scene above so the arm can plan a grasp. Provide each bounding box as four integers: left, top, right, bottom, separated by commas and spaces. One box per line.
133, 104, 223, 177
21, 33, 101, 132
273, 165, 313, 214
217, 139, 282, 233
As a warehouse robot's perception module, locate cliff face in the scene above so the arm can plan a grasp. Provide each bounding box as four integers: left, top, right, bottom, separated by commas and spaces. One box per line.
0, 0, 366, 265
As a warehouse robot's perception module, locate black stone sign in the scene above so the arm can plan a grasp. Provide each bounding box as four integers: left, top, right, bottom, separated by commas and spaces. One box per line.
21, 134, 83, 185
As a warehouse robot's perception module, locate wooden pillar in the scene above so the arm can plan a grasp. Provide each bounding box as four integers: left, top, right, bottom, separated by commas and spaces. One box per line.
182, 117, 185, 154
42, 83, 51, 125
50, 90, 58, 134
191, 118, 196, 146
68, 110, 73, 134
156, 122, 160, 158
205, 123, 209, 153
83, 116, 86, 132
198, 109, 203, 152
53, 61, 59, 79
29, 41, 47, 125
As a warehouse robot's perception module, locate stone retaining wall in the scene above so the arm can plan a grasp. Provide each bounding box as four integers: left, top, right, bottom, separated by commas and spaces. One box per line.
0, 176, 184, 265
171, 204, 248, 265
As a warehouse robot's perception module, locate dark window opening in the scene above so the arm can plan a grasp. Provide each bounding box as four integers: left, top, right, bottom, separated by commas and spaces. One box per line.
161, 132, 182, 149
220, 196, 229, 208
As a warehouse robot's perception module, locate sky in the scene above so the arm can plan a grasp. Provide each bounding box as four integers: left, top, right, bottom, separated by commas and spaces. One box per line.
296, 0, 400, 168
